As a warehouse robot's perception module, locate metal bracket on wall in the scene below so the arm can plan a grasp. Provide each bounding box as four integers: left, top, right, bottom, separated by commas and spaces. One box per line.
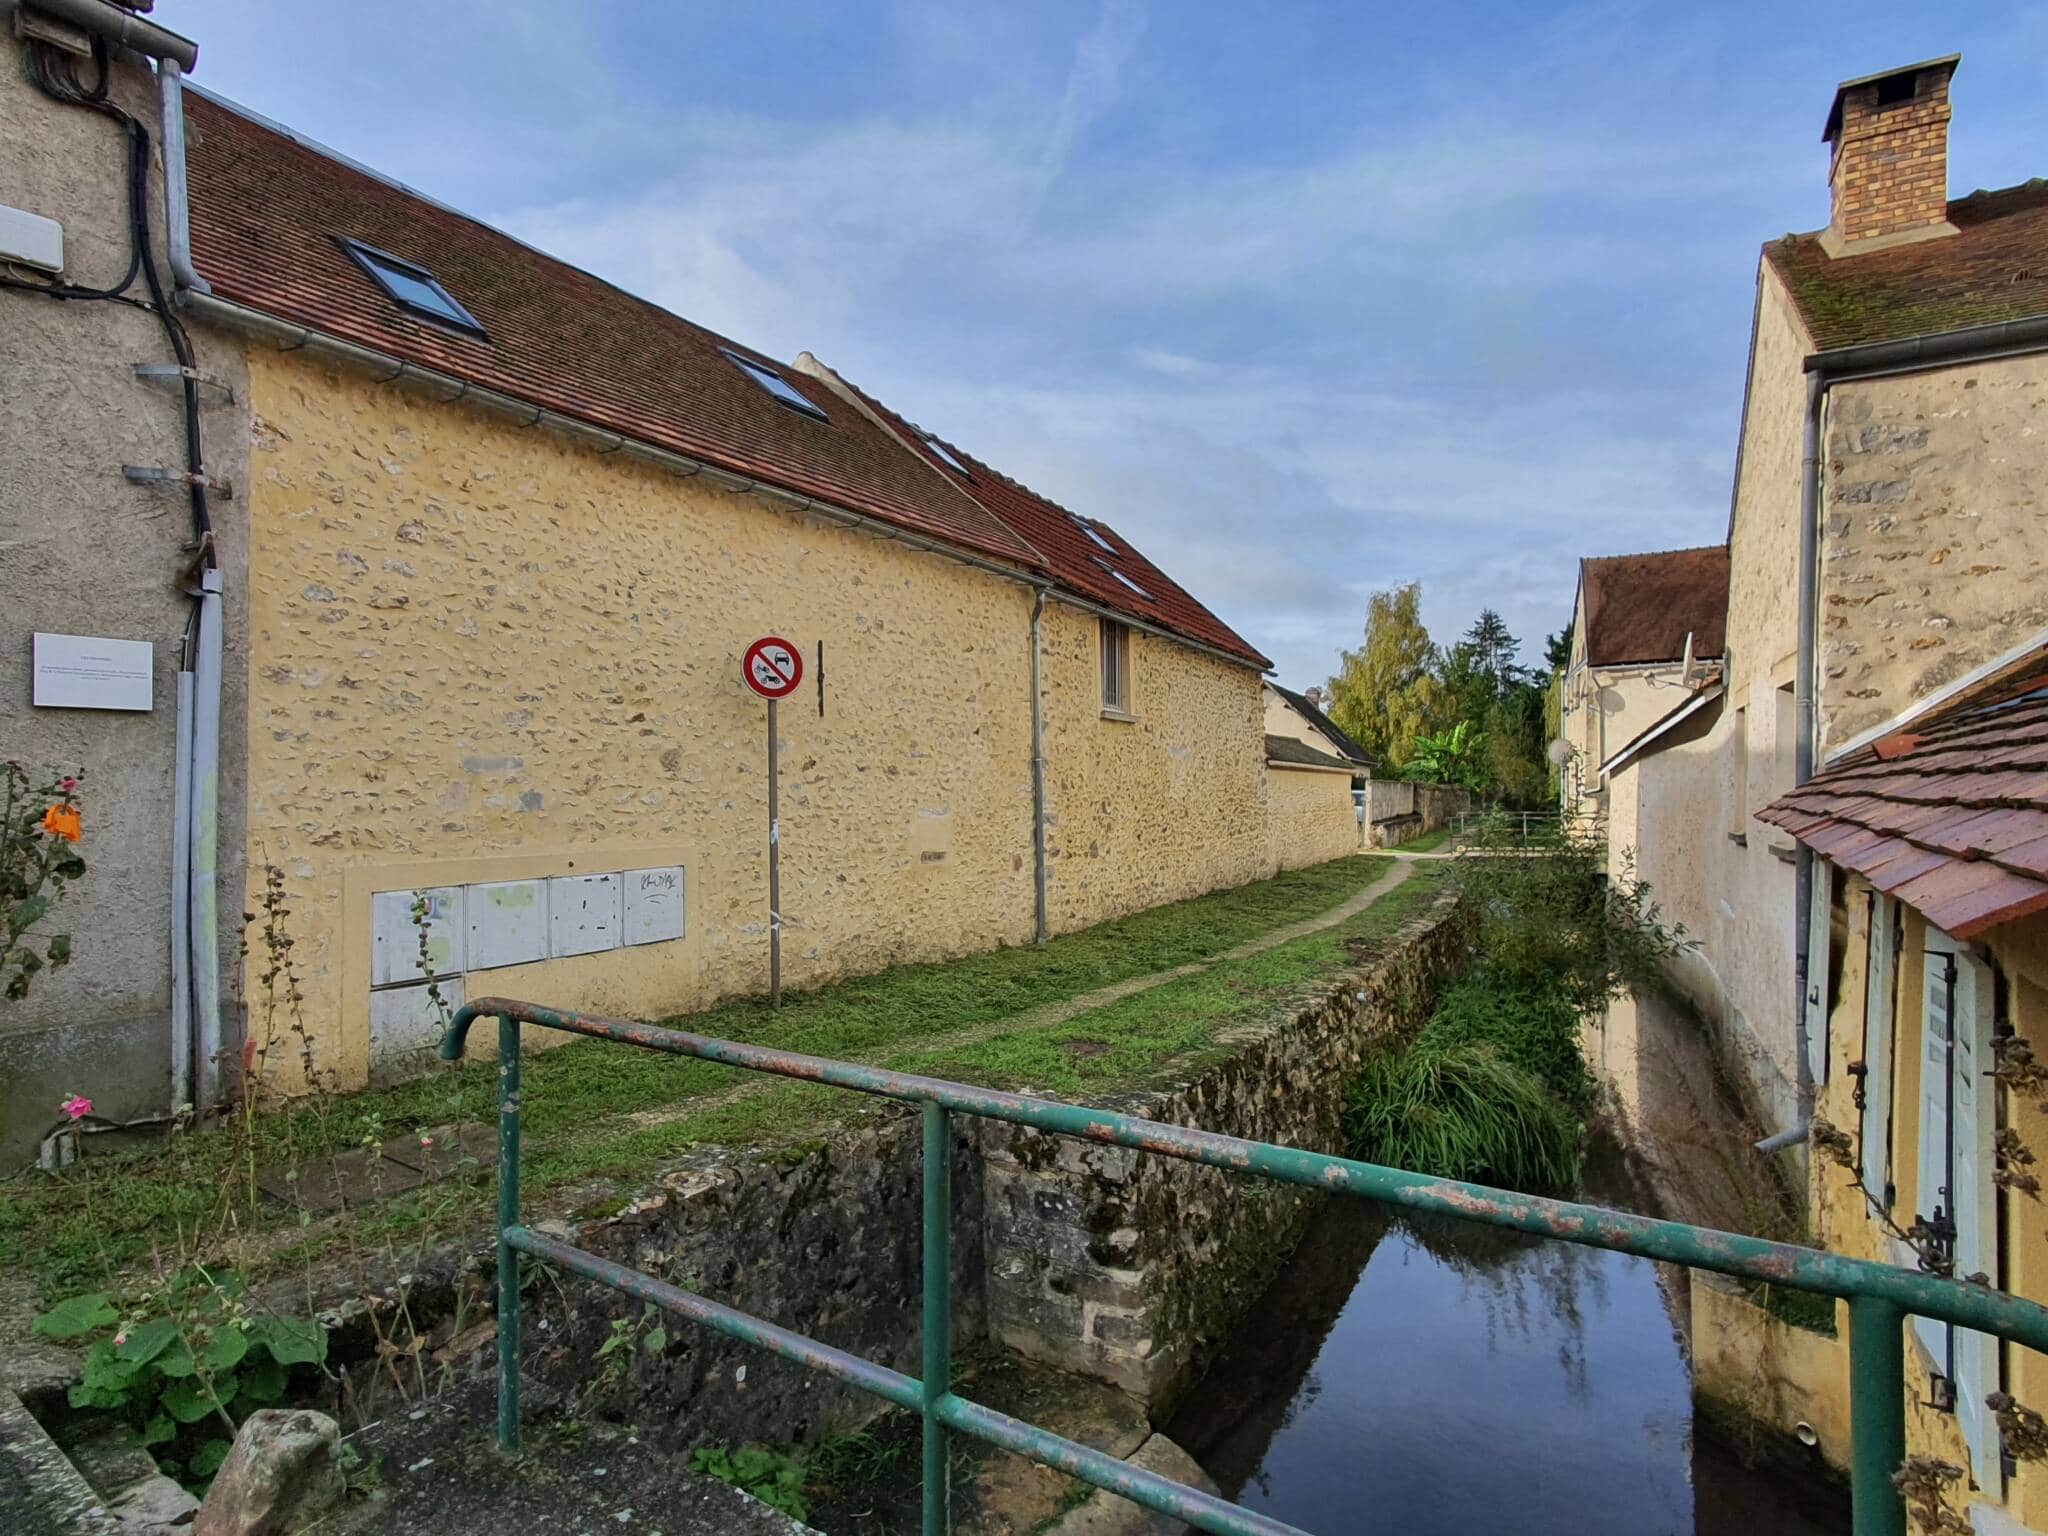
133, 363, 235, 407
123, 464, 232, 499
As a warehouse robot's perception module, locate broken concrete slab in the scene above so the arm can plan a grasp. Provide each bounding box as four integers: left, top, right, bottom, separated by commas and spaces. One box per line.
0, 1383, 120, 1535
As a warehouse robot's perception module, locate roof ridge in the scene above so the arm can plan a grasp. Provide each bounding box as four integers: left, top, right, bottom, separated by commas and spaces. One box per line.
1581, 543, 1730, 565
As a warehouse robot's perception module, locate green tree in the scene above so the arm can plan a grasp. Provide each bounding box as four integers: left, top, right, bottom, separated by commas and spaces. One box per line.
1543, 622, 1574, 673
1403, 720, 1488, 789
1325, 584, 1451, 770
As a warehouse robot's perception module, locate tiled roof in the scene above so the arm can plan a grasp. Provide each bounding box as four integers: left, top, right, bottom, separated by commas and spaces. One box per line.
1758, 650, 2048, 937
180, 91, 1040, 569
820, 373, 1271, 667
1766, 179, 2048, 351
1578, 545, 1729, 667
1264, 734, 1354, 771
1270, 684, 1372, 765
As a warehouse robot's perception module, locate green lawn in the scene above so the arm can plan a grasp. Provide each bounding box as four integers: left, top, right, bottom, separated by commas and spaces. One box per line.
1394, 825, 1457, 854
0, 853, 1443, 1299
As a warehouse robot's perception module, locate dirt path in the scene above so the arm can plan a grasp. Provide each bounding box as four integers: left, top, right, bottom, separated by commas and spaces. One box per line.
624, 856, 1416, 1131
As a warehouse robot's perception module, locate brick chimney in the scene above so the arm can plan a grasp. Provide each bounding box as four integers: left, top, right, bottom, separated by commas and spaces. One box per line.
1822, 56, 1960, 257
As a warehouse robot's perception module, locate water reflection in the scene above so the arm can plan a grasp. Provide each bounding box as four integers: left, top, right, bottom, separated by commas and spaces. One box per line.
1167, 1140, 1846, 1535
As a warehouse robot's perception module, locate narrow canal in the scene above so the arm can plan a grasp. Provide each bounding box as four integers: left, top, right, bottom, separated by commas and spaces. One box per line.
1165, 1132, 1850, 1535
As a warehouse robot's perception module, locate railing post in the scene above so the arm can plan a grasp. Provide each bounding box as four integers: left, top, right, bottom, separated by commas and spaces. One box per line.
1850, 1297, 1907, 1536
497, 1011, 523, 1452
922, 1101, 952, 1536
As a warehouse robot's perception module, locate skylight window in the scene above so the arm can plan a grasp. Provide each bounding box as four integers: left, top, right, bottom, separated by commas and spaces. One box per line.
341, 239, 484, 336
722, 350, 828, 421
1096, 559, 1150, 600
1074, 517, 1118, 555
922, 433, 972, 478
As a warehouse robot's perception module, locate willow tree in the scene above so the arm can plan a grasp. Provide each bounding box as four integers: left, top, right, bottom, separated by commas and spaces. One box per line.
1325, 583, 1450, 770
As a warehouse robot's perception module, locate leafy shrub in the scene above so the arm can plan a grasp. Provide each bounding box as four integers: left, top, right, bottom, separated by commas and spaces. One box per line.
1417, 969, 1592, 1111
690, 1442, 810, 1521
33, 1269, 327, 1490
1343, 1038, 1581, 1194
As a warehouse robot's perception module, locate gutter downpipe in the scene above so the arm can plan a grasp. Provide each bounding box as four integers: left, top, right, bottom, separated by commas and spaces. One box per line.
170, 667, 194, 1114
188, 569, 225, 1118
1030, 589, 1049, 946
158, 60, 210, 295
1791, 370, 1823, 1136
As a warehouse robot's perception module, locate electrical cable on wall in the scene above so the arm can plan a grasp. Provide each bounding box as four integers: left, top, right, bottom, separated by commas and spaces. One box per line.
15, 34, 214, 568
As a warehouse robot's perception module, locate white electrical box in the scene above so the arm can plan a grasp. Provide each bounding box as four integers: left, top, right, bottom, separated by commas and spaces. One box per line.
371, 887, 466, 986
370, 975, 465, 1072
548, 873, 621, 958
623, 866, 685, 946
0, 205, 63, 274
467, 879, 550, 970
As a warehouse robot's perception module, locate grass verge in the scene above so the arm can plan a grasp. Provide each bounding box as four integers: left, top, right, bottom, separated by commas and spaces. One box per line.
1393, 825, 1455, 854
0, 854, 1428, 1299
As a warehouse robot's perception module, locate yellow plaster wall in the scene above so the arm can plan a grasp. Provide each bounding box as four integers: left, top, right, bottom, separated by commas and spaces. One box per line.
1264, 766, 1357, 872
241, 353, 1264, 1088
1037, 605, 1269, 933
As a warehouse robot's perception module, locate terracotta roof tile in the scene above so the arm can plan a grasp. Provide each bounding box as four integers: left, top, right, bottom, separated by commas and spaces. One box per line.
1578, 546, 1729, 667
1758, 654, 2048, 936
181, 90, 1041, 570
1766, 179, 2048, 351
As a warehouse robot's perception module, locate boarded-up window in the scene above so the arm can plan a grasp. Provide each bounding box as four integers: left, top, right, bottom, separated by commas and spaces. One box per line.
1100, 618, 1132, 715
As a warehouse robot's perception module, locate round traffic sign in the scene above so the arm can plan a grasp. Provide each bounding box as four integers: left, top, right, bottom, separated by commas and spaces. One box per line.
743, 635, 804, 700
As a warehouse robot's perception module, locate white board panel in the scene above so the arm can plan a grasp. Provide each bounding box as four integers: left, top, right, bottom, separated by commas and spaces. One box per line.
623, 866, 685, 946
468, 879, 549, 970
33, 632, 152, 711
548, 873, 621, 958
369, 975, 464, 1072
371, 886, 466, 986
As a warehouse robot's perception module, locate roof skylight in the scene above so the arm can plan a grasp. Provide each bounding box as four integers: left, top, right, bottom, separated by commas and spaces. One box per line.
922, 433, 972, 478
1074, 517, 1117, 555
723, 350, 828, 421
1096, 559, 1150, 600
341, 239, 484, 336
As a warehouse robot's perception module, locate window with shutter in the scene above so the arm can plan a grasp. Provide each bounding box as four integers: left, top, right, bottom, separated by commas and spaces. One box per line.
1913, 929, 2000, 1491
1858, 894, 1898, 1206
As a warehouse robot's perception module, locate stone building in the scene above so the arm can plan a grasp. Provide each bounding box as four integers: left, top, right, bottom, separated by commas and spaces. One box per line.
0, 4, 1355, 1159
1578, 53, 2048, 1526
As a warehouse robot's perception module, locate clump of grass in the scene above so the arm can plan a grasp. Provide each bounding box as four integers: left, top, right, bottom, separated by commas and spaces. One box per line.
1416, 969, 1592, 1112
1344, 1039, 1581, 1194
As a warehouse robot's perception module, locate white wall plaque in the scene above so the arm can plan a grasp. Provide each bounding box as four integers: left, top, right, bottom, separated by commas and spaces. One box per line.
623, 866, 685, 946
33, 632, 153, 711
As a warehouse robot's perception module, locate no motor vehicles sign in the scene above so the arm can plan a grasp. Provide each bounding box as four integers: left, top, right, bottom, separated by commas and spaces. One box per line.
743, 635, 803, 700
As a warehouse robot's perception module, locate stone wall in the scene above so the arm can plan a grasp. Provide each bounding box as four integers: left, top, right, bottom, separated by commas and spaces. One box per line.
1819, 350, 2048, 753
239, 350, 1270, 1092
529, 1106, 986, 1451
1362, 781, 1469, 847
1264, 765, 1357, 872
978, 886, 1468, 1410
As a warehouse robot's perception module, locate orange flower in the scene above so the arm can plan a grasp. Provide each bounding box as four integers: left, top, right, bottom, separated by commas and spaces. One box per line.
41, 804, 81, 842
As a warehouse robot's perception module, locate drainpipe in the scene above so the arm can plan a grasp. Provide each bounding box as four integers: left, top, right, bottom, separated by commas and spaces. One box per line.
1030, 588, 1049, 946
170, 666, 194, 1113
157, 59, 210, 295
188, 569, 225, 1117
1790, 370, 1823, 1132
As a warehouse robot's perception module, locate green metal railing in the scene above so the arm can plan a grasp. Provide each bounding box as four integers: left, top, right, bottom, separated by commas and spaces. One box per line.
442, 997, 2048, 1536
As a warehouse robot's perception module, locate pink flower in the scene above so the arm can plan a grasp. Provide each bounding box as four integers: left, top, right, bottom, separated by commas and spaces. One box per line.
58, 777, 79, 795
113, 1330, 127, 1348
418, 1133, 435, 1148
59, 1095, 91, 1122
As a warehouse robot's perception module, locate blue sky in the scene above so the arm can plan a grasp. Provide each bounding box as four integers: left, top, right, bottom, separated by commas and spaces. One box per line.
173, 2, 2046, 689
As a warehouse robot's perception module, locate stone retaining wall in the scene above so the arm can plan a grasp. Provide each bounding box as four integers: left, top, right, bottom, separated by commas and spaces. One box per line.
977, 887, 1469, 1410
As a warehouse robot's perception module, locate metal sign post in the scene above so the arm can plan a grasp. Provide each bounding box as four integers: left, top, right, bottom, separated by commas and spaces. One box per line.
742, 636, 803, 1008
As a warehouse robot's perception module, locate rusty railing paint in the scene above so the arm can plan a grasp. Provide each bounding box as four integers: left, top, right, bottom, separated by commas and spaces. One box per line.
444, 994, 2047, 1536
